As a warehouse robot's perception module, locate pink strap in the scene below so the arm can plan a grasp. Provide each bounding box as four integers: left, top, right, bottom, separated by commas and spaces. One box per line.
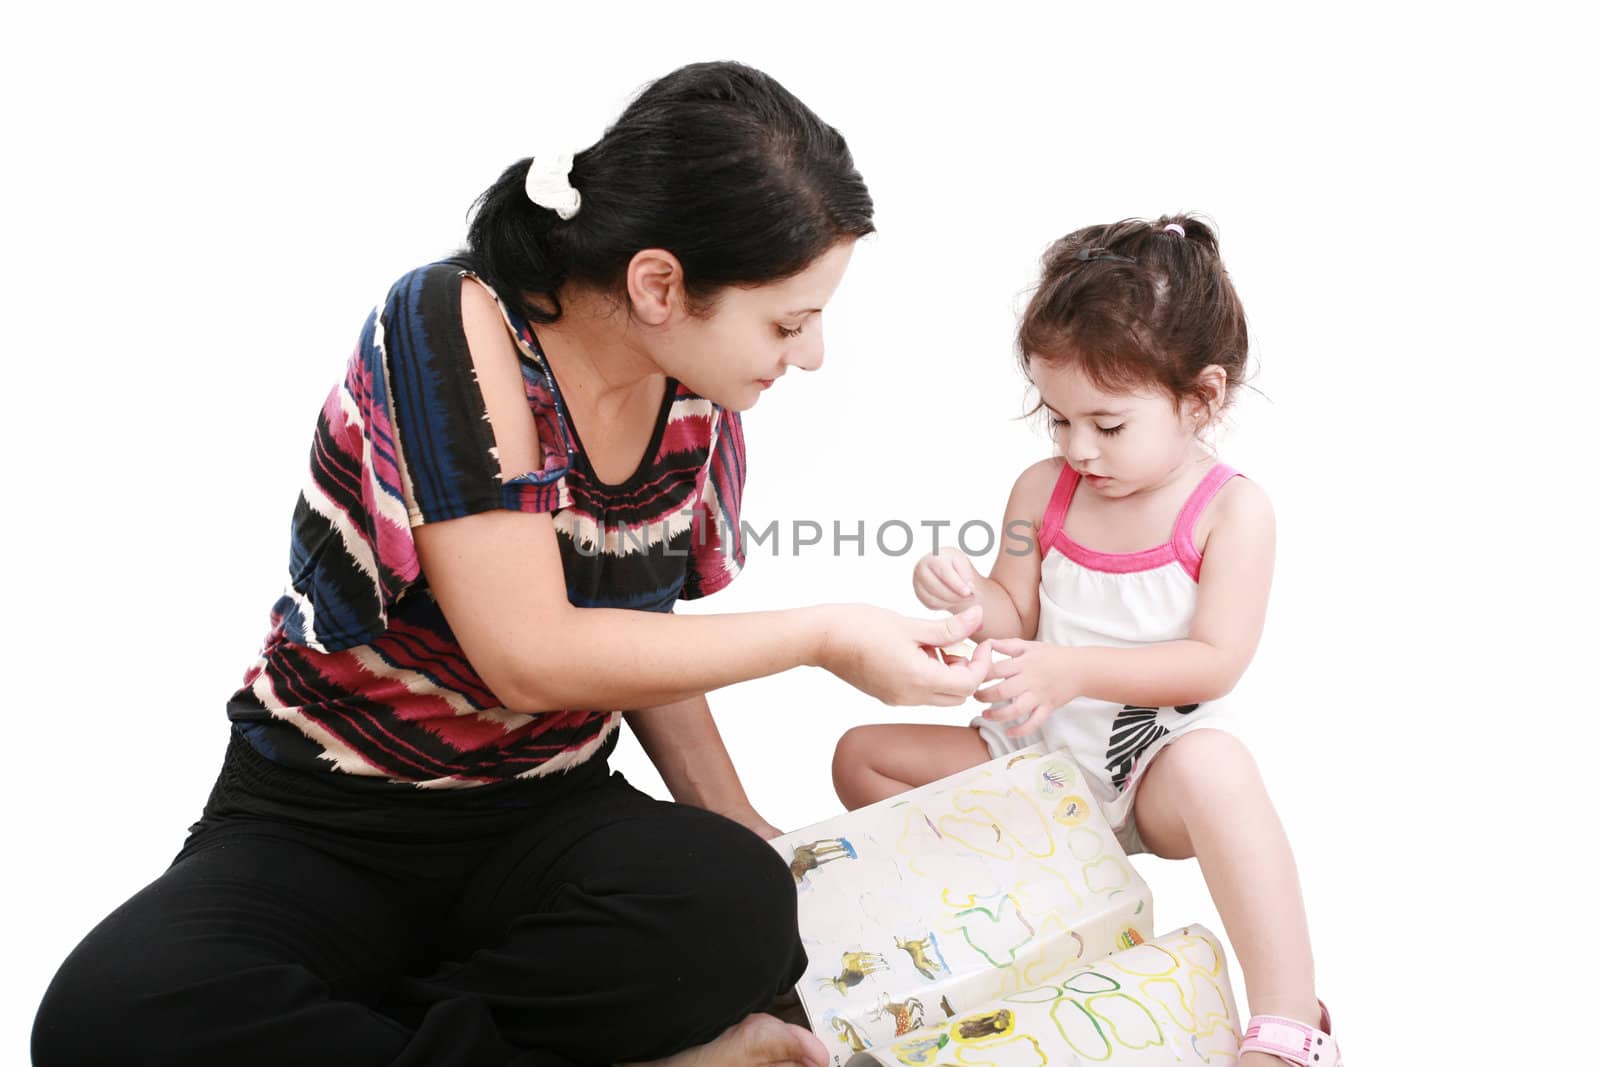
1037, 463, 1080, 558
1239, 1003, 1340, 1066
1172, 462, 1240, 581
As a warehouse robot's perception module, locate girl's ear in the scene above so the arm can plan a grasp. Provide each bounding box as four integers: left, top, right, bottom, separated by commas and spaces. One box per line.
1189, 364, 1228, 429
625, 249, 686, 326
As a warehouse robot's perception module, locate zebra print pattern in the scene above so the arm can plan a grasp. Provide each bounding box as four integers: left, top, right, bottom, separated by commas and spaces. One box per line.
1105, 703, 1200, 792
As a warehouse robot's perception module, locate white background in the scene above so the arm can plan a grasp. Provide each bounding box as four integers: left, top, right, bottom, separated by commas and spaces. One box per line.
4, 2, 1595, 1062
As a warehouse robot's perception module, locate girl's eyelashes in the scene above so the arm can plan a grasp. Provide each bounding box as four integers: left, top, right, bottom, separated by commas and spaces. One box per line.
1048, 414, 1126, 437
776, 323, 804, 339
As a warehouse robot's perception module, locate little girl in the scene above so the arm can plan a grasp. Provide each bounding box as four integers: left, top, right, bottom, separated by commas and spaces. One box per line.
833, 217, 1341, 1066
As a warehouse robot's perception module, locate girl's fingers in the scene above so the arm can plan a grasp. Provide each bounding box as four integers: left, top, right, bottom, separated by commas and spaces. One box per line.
944, 556, 976, 598
989, 638, 1029, 657
983, 656, 1022, 683
973, 678, 1008, 704
1006, 701, 1046, 738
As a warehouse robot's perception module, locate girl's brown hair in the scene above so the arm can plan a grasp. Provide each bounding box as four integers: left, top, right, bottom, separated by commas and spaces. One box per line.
1018, 215, 1248, 419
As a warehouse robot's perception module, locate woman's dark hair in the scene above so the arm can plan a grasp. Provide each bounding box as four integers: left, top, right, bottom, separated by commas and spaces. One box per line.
462, 61, 875, 324
1018, 216, 1249, 417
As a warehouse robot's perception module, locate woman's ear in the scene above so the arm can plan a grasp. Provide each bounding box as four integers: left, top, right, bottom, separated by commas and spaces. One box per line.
625, 249, 686, 326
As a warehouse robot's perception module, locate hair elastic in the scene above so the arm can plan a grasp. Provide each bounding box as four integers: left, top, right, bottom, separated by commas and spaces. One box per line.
1163, 223, 1186, 238
525, 154, 582, 220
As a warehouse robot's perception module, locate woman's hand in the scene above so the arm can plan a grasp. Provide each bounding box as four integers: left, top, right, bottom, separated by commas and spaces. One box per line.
912, 548, 980, 612
815, 604, 992, 707
727, 810, 786, 841
974, 638, 1081, 738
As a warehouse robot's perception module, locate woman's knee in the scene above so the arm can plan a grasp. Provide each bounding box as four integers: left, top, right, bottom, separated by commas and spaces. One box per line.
33, 921, 160, 1066
663, 812, 803, 982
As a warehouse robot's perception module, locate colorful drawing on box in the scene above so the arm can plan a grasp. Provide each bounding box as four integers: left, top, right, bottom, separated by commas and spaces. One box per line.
953, 893, 1037, 967
887, 1030, 948, 1065
771, 746, 1169, 1062
820, 951, 890, 994
790, 837, 858, 885
1052, 795, 1091, 826
1036, 755, 1075, 796
895, 933, 950, 980
954, 1008, 1015, 1040
869, 994, 925, 1036
830, 1015, 868, 1053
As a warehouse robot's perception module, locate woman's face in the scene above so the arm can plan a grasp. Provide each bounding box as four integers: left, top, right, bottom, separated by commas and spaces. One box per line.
646, 240, 856, 411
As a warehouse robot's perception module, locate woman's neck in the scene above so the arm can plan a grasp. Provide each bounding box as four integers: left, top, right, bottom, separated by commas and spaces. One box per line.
531, 287, 663, 406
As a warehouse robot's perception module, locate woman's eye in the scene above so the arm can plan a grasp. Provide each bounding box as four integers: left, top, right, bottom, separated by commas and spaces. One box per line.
776, 324, 803, 339
1049, 415, 1067, 429
1099, 424, 1125, 436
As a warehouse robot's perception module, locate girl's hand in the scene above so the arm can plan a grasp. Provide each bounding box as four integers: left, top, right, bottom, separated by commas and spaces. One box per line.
817, 604, 993, 707
912, 548, 980, 612
974, 638, 1080, 738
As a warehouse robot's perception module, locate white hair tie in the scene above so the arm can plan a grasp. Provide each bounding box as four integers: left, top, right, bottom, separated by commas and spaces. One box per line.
525, 154, 581, 220
1163, 223, 1186, 238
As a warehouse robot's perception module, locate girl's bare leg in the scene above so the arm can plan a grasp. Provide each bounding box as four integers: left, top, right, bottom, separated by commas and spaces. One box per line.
1133, 729, 1320, 1066
832, 724, 992, 810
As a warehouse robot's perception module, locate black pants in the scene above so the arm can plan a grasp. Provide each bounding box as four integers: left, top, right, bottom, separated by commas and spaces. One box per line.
33, 733, 806, 1066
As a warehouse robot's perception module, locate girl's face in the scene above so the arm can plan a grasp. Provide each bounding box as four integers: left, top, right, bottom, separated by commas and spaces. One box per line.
646, 240, 856, 411
1029, 357, 1206, 498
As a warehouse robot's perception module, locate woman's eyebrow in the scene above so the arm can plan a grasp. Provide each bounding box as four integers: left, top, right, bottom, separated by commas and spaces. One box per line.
783, 306, 821, 317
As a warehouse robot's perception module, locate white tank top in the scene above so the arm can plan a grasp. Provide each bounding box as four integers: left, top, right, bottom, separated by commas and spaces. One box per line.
974, 459, 1244, 820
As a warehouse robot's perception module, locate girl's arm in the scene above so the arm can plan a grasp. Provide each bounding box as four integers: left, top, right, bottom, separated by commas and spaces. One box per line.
415, 280, 991, 715
624, 694, 781, 839
915, 459, 1055, 641
979, 479, 1274, 730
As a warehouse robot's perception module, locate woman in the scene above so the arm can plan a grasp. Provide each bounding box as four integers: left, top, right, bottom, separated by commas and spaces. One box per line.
32, 61, 990, 1067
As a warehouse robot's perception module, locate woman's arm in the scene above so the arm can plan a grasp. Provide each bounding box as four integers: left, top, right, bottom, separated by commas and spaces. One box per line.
978, 479, 1275, 730
417, 510, 986, 710
624, 694, 781, 839
418, 280, 990, 714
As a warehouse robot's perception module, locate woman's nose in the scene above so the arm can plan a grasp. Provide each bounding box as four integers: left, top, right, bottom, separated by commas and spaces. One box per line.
785, 323, 825, 372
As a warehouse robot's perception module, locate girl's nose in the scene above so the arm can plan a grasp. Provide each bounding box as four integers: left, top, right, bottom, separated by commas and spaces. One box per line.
1066, 430, 1098, 463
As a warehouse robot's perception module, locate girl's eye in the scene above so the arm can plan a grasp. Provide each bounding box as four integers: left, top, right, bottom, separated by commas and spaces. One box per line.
1049, 415, 1067, 429
776, 324, 803, 339
1098, 424, 1125, 436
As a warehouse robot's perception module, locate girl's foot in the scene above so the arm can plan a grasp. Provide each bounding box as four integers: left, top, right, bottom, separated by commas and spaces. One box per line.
1238, 1000, 1341, 1066
621, 1013, 828, 1067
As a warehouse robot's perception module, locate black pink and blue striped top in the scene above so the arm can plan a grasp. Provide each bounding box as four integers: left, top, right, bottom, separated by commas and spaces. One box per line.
226, 261, 747, 787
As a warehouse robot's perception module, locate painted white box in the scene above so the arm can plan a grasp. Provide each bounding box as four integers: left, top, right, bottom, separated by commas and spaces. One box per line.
844, 924, 1243, 1066
772, 745, 1157, 1064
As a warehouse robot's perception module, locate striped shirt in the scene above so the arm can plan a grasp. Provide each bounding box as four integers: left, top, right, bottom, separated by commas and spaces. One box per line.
226, 261, 746, 787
